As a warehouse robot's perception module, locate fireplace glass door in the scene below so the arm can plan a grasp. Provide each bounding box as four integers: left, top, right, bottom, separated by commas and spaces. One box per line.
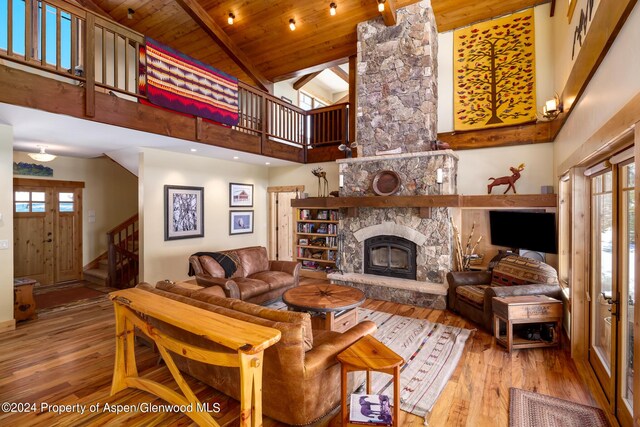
364, 236, 416, 280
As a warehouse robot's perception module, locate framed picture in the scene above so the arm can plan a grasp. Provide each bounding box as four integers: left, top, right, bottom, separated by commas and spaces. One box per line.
230, 210, 254, 235
164, 185, 204, 241
229, 183, 254, 207
281, 96, 293, 104
299, 238, 309, 246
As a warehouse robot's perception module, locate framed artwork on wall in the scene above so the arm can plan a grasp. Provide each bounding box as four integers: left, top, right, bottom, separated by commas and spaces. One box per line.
230, 210, 254, 235
229, 183, 254, 207
164, 185, 204, 240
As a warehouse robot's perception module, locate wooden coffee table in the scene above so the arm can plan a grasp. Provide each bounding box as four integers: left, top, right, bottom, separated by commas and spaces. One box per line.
283, 284, 365, 333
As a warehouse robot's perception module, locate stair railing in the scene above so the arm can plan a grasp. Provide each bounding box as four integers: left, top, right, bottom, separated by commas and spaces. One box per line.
107, 213, 139, 289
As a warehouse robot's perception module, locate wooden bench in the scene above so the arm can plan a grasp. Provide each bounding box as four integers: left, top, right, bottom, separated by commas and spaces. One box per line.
109, 288, 281, 427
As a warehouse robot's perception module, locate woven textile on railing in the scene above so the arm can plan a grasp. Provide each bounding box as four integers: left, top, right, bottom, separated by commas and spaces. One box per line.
139, 38, 239, 126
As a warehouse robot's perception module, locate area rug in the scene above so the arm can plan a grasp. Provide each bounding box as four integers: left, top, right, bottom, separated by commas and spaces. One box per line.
509, 388, 610, 427
268, 301, 471, 419
35, 284, 108, 310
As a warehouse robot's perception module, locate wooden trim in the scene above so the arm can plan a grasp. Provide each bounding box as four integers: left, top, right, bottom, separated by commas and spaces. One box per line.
174, 0, 272, 92
381, 0, 398, 26
0, 319, 16, 333
334, 94, 349, 104
557, 91, 640, 175
634, 123, 640, 425
273, 57, 350, 83
330, 66, 349, 84
438, 120, 552, 150
349, 55, 357, 145
569, 167, 588, 360
291, 194, 557, 209
13, 178, 86, 188
83, 251, 107, 271
73, 0, 112, 19
267, 186, 304, 193
293, 72, 322, 90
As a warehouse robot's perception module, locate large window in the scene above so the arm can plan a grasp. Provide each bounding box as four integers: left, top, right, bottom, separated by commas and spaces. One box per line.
298, 91, 326, 111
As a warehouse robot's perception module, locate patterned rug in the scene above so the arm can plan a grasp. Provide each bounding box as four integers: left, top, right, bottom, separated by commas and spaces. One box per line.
268, 301, 471, 419
509, 388, 610, 427
35, 282, 110, 311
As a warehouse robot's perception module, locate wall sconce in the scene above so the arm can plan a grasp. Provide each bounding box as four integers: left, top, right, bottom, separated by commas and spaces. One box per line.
541, 94, 563, 120
127, 8, 135, 19
329, 3, 337, 16
377, 0, 385, 12
289, 19, 296, 31
28, 145, 56, 162
227, 13, 235, 25
338, 142, 358, 158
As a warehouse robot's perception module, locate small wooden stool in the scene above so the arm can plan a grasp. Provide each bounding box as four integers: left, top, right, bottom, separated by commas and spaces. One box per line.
337, 334, 404, 426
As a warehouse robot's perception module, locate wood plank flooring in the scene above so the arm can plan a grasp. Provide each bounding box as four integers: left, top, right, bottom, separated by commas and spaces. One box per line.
0, 293, 600, 426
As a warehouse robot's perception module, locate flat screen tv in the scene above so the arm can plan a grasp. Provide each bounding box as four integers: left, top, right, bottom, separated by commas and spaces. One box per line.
489, 210, 557, 254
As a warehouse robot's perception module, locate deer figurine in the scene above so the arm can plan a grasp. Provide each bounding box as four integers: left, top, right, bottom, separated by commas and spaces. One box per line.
312, 167, 329, 197
487, 163, 525, 194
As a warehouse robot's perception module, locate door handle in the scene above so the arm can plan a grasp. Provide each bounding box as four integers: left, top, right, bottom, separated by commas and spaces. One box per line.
601, 292, 619, 316
45, 238, 52, 243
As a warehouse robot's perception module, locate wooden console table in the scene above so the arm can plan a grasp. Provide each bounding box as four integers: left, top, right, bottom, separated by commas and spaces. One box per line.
109, 288, 281, 427
492, 295, 562, 352
338, 334, 404, 427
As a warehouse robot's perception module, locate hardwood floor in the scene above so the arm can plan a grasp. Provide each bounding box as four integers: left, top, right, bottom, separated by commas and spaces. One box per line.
0, 294, 599, 426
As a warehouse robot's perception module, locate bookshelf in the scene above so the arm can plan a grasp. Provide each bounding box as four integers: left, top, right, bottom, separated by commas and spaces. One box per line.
294, 207, 339, 278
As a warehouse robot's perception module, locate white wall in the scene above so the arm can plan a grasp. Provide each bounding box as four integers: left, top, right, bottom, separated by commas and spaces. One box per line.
268, 161, 340, 196
457, 143, 555, 195
554, 2, 640, 171
13, 152, 138, 265
273, 78, 300, 106
139, 148, 269, 284
0, 125, 15, 329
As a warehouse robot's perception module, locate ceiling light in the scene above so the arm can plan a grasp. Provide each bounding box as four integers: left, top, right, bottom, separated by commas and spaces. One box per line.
289, 19, 296, 31
329, 3, 337, 16
228, 13, 235, 25
190, 148, 197, 152
233, 156, 239, 160
265, 162, 271, 165
28, 145, 56, 162
377, 0, 385, 12
127, 8, 135, 19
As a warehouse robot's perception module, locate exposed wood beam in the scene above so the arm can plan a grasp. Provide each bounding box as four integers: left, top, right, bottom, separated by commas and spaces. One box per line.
330, 66, 349, 84
174, 0, 272, 92
438, 121, 553, 150
293, 72, 322, 90
381, 0, 397, 26
273, 57, 350, 83
348, 55, 357, 144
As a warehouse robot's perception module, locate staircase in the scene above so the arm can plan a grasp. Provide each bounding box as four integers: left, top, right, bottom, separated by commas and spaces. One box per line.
84, 257, 110, 286
107, 214, 139, 289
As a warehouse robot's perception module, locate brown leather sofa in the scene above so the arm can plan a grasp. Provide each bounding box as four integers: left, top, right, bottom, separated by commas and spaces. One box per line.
188, 246, 301, 305
447, 255, 562, 331
137, 280, 376, 425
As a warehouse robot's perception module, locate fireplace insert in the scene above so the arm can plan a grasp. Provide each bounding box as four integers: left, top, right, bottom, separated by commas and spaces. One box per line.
364, 235, 417, 280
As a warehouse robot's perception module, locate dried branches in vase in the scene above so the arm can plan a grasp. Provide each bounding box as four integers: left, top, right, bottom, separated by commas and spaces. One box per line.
450, 218, 483, 271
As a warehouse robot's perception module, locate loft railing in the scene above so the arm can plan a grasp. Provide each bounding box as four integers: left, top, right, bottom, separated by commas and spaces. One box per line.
0, 0, 349, 158
107, 213, 139, 289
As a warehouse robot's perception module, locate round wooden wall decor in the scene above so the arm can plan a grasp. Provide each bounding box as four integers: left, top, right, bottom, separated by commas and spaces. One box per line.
372, 170, 401, 196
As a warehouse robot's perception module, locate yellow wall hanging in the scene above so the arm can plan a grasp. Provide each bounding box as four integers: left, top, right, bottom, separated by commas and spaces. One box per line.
453, 9, 536, 131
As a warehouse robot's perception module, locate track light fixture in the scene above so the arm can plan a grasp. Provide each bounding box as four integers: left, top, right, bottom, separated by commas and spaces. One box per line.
127, 8, 135, 19
227, 13, 234, 25
289, 18, 296, 31
377, 0, 385, 12
329, 3, 337, 16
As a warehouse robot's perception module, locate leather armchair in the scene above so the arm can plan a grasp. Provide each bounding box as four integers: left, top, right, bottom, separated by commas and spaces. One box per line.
447, 256, 562, 331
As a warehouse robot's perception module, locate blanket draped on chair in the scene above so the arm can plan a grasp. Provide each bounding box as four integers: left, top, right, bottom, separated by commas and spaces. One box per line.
140, 38, 239, 126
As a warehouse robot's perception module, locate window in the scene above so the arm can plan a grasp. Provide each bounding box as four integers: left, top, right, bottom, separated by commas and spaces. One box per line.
298, 91, 326, 111
14, 191, 46, 212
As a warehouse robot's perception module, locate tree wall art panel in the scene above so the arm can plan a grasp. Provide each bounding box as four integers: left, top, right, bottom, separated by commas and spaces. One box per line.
453, 9, 537, 131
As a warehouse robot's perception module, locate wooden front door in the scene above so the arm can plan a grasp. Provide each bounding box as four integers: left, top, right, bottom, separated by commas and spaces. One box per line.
13, 179, 84, 285
268, 186, 303, 261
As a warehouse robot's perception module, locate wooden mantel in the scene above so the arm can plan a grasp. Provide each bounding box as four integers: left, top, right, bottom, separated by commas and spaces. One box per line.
292, 194, 557, 209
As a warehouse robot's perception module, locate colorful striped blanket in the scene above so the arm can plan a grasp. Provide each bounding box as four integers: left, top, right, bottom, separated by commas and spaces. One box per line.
139, 38, 239, 126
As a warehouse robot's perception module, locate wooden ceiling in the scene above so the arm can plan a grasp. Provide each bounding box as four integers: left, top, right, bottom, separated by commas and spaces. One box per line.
90, 0, 551, 88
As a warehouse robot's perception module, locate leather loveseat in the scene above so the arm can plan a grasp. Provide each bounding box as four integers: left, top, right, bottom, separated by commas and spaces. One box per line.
447, 255, 562, 331
137, 280, 377, 425
188, 246, 300, 304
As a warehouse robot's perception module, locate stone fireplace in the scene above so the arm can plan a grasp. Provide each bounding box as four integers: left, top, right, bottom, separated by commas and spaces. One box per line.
327, 1, 456, 309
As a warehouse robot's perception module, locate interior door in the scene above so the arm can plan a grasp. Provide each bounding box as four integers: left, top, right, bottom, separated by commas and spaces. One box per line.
13, 187, 55, 284
55, 188, 83, 282
589, 169, 616, 403
268, 186, 302, 261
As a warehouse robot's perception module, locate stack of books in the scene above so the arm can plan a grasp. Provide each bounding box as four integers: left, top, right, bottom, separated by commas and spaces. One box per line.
349, 394, 393, 426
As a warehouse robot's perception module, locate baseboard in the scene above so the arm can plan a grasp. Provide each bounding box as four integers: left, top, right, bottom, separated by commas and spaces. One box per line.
0, 319, 16, 333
